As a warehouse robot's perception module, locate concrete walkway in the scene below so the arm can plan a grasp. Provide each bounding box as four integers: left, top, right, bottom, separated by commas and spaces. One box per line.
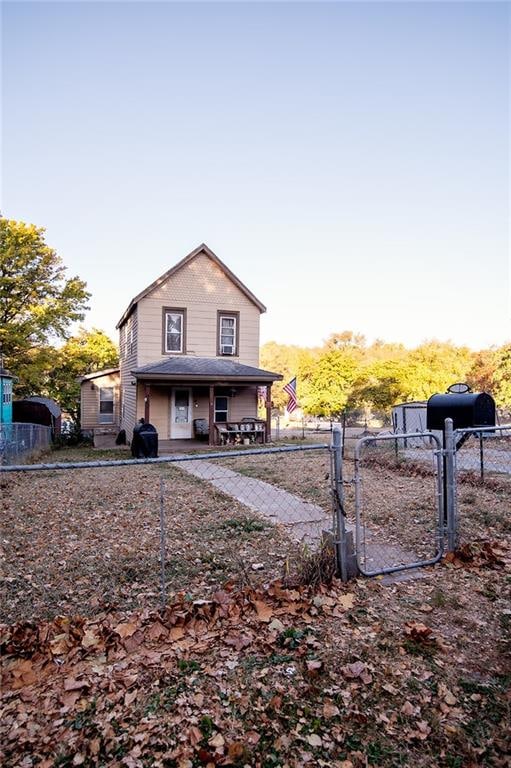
175, 460, 430, 581
176, 459, 331, 547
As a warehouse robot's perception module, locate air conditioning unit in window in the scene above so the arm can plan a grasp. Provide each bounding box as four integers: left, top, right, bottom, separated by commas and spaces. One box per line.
221, 344, 235, 355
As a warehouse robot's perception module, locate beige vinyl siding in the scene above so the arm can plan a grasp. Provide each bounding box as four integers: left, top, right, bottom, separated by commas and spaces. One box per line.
80, 372, 121, 429
189, 387, 258, 424
137, 387, 170, 437
228, 387, 258, 421
137, 253, 261, 367
191, 388, 210, 424
119, 309, 139, 437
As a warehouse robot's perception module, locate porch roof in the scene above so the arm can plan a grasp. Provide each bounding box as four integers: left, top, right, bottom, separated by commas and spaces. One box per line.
131, 357, 282, 384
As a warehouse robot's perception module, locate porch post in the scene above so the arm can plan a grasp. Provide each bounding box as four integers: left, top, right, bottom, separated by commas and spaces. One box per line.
144, 384, 151, 423
265, 384, 272, 443
208, 385, 215, 446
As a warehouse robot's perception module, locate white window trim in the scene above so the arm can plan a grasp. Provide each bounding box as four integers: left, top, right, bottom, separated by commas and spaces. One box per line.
214, 396, 229, 422
99, 386, 114, 424
164, 310, 184, 354
219, 314, 237, 356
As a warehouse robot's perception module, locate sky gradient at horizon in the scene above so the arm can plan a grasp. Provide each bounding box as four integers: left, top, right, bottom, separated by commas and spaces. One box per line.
2, 1, 509, 350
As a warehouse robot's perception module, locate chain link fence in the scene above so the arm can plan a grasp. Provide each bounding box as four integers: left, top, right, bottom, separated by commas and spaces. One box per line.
0, 444, 333, 624
3, 423, 509, 623
0, 423, 51, 465
452, 425, 511, 552
334, 423, 511, 578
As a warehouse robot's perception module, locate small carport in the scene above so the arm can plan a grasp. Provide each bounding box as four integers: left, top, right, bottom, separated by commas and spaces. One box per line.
131, 357, 282, 446
13, 397, 62, 439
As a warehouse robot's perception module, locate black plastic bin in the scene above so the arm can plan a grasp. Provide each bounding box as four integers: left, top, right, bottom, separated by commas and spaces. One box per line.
131, 421, 158, 458
193, 418, 209, 439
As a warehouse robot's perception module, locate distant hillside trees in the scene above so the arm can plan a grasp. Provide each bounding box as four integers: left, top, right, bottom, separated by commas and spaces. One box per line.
261, 333, 510, 417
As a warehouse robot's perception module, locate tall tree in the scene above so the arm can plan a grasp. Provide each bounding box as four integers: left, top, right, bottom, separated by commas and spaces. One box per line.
492, 343, 511, 409
299, 348, 360, 418
47, 329, 119, 424
0, 218, 90, 386
13, 328, 119, 423
260, 341, 313, 411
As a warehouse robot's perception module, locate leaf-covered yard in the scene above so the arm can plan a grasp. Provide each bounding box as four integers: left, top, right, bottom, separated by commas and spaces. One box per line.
1, 447, 510, 767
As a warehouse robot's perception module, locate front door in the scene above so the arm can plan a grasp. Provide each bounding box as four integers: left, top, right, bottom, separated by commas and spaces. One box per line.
170, 388, 192, 439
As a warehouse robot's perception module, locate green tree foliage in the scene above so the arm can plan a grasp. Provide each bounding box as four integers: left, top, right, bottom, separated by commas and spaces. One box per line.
260, 341, 310, 410
14, 328, 119, 424
49, 329, 119, 424
409, 341, 473, 392
492, 344, 511, 408
299, 348, 360, 418
0, 218, 90, 382
260, 334, 509, 417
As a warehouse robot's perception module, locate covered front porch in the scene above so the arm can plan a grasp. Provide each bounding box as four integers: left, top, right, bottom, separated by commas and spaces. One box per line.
130, 358, 282, 446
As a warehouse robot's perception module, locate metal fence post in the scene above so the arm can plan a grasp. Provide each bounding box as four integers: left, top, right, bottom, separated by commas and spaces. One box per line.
331, 427, 348, 582
159, 478, 167, 611
444, 418, 457, 553
479, 432, 484, 483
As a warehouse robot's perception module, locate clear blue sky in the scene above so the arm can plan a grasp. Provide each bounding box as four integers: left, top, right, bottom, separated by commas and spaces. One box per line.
2, 1, 509, 350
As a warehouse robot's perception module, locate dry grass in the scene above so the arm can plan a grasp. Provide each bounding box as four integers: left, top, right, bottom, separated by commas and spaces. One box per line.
0, 451, 304, 624
1, 444, 511, 767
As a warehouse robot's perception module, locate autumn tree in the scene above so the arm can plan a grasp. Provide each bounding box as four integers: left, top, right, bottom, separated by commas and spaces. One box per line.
467, 348, 499, 394
260, 341, 313, 411
409, 341, 473, 394
492, 343, 511, 409
48, 329, 119, 424
299, 348, 360, 417
0, 218, 90, 389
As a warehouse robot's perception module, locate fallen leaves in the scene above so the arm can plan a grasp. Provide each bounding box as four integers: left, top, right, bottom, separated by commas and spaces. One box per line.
113, 621, 138, 639
444, 540, 511, 570
63, 677, 90, 692
341, 660, 373, 685
403, 621, 437, 649
1, 449, 510, 768
253, 600, 273, 623
1, 567, 510, 768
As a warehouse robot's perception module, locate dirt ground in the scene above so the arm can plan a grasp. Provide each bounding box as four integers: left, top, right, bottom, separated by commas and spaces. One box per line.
1, 444, 510, 768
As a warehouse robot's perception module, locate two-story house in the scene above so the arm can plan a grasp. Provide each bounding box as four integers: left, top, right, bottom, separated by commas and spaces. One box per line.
80, 244, 281, 446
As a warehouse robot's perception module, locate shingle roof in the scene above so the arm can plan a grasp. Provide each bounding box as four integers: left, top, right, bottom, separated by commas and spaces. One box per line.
131, 357, 281, 382
79, 367, 120, 382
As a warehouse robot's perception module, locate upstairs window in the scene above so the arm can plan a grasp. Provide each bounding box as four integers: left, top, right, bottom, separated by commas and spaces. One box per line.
99, 387, 114, 424
127, 324, 134, 355
163, 308, 186, 354
218, 312, 239, 356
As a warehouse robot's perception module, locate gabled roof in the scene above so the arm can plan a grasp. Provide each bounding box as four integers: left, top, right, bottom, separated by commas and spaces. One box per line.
131, 357, 281, 383
116, 243, 266, 328
79, 367, 120, 383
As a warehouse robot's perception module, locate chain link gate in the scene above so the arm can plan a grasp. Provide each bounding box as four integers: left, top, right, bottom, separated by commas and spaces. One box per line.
352, 431, 445, 576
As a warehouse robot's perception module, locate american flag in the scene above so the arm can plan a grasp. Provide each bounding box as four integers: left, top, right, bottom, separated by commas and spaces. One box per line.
283, 377, 298, 413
